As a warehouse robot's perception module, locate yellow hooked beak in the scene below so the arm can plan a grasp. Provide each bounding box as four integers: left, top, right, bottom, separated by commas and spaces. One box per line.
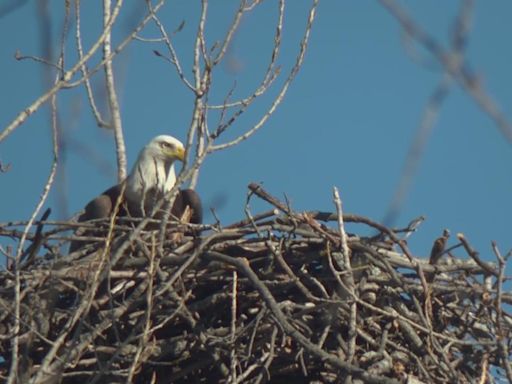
169, 145, 185, 162
176, 146, 185, 161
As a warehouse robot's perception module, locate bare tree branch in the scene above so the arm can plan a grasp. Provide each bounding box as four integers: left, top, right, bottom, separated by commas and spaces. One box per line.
103, 0, 127, 181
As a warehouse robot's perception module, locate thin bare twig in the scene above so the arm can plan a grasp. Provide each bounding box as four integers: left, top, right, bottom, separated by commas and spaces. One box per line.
333, 187, 357, 372
7, 70, 61, 384
75, 0, 110, 128
229, 271, 238, 383
103, 0, 126, 181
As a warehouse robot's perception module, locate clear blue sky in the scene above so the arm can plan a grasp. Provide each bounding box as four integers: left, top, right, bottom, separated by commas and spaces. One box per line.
1, 1, 511, 260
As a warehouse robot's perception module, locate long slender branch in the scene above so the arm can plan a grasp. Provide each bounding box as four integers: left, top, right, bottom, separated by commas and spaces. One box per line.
8, 73, 61, 384
75, 0, 109, 128
333, 187, 357, 369
147, 1, 195, 92
103, 0, 126, 181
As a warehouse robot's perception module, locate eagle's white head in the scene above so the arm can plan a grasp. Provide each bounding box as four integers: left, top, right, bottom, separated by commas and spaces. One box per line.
125, 135, 185, 210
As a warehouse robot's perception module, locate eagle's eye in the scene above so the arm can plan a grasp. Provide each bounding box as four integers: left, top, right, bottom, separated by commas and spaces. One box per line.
160, 141, 174, 150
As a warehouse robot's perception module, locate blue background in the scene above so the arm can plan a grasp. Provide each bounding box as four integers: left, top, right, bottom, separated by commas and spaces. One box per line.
1, 1, 511, 261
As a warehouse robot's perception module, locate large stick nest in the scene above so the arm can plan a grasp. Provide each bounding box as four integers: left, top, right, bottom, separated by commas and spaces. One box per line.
1, 184, 511, 383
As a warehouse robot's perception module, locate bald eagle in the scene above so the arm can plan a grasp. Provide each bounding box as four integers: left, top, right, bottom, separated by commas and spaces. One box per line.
69, 135, 202, 253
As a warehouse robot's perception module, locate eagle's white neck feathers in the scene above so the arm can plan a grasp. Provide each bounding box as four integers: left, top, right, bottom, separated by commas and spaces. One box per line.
124, 135, 184, 208
127, 149, 176, 198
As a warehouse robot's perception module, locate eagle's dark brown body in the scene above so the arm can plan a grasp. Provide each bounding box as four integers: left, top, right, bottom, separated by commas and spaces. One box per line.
69, 186, 202, 253
69, 135, 202, 254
